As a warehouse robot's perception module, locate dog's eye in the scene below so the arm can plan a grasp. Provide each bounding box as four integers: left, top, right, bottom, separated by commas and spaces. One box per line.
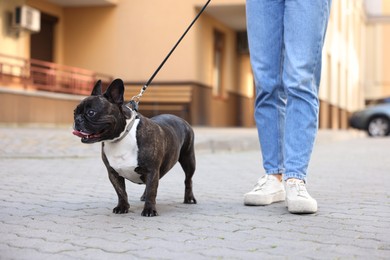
86, 110, 96, 117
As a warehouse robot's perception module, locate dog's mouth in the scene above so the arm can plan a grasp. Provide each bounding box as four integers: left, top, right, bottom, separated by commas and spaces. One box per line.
72, 129, 102, 143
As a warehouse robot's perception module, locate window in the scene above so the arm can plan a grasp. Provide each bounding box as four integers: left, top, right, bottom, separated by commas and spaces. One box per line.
213, 30, 225, 97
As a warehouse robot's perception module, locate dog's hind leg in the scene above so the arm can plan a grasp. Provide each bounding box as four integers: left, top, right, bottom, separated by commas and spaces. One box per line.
140, 189, 146, 201
179, 148, 197, 204
141, 169, 159, 217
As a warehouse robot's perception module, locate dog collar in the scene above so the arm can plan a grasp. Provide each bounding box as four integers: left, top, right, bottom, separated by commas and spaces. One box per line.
111, 109, 137, 143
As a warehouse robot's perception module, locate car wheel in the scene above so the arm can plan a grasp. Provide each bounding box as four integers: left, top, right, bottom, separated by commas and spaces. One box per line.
367, 116, 390, 137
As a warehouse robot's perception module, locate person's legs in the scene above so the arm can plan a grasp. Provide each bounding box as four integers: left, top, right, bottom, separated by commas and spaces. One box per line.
244, 0, 286, 206
282, 0, 331, 213
282, 0, 331, 181
247, 0, 286, 176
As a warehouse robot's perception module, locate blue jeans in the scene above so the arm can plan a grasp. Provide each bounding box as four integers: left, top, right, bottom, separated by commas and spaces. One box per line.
246, 0, 331, 182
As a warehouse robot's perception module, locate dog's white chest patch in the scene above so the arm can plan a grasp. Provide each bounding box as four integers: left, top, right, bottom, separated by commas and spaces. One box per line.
103, 119, 144, 184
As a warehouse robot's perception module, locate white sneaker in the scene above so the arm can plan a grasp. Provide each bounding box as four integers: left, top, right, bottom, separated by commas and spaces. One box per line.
285, 179, 317, 214
244, 175, 285, 206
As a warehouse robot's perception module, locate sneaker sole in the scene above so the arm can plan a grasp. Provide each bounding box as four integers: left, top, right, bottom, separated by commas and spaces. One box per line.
286, 199, 318, 214
244, 190, 286, 206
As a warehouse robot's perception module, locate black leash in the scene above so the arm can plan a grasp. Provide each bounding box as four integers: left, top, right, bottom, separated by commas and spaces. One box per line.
129, 0, 211, 111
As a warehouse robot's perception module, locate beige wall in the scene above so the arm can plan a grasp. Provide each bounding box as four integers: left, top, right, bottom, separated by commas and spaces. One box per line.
0, 0, 65, 63
0, 0, 29, 58
62, 0, 240, 96
194, 12, 238, 95
367, 22, 390, 99
320, 0, 365, 112
2, 0, 390, 127
319, 0, 366, 129
320, 0, 390, 110
63, 0, 199, 82
0, 88, 83, 125
238, 55, 254, 98
382, 24, 390, 97
61, 0, 243, 127
362, 3, 390, 101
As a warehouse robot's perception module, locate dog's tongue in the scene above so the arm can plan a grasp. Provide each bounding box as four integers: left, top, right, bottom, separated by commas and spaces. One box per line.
72, 130, 89, 138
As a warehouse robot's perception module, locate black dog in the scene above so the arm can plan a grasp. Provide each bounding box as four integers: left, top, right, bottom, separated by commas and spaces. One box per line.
73, 79, 196, 216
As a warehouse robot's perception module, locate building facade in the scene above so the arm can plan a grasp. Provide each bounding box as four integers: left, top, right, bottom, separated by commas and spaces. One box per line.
0, 0, 388, 127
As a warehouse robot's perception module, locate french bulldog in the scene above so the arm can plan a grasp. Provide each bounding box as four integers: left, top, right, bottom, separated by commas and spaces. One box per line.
73, 78, 197, 216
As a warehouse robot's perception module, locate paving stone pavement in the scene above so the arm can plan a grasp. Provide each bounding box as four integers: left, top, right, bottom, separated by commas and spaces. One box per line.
0, 126, 389, 259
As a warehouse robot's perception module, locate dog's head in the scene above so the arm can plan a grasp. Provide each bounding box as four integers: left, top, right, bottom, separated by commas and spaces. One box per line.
73, 78, 131, 143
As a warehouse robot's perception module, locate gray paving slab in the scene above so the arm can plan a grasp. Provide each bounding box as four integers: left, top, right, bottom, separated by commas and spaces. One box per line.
0, 126, 389, 259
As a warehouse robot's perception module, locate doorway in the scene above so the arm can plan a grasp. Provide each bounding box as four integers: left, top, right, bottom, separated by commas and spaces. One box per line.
30, 12, 58, 62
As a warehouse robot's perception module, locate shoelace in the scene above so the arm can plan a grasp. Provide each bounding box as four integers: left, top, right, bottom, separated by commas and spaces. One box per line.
287, 180, 310, 198
253, 175, 275, 191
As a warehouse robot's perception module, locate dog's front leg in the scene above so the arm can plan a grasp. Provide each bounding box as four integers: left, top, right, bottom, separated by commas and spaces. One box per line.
107, 168, 130, 214
141, 170, 159, 217
102, 148, 129, 214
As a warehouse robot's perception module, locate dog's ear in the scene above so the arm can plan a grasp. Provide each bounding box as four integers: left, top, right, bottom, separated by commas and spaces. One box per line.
104, 78, 124, 105
91, 80, 102, 96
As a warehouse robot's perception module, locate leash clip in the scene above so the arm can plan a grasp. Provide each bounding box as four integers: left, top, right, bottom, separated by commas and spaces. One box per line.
130, 84, 147, 111
127, 100, 139, 112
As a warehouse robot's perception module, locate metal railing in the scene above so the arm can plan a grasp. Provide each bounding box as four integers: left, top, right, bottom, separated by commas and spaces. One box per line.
0, 53, 112, 95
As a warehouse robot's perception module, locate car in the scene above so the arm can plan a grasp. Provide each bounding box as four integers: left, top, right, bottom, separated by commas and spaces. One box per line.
349, 102, 390, 137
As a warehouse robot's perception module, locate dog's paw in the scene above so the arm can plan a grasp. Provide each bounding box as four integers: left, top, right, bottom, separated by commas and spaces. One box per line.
141, 208, 158, 217
184, 197, 197, 204
113, 204, 130, 214
184, 191, 197, 204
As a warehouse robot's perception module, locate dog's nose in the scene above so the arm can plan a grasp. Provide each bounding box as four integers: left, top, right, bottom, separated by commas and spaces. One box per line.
75, 115, 83, 125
